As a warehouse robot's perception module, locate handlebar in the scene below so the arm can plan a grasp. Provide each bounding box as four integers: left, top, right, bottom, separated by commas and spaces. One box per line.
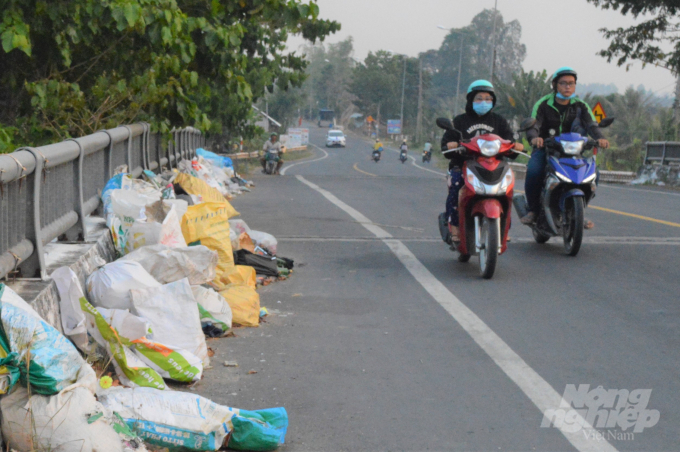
442, 146, 465, 154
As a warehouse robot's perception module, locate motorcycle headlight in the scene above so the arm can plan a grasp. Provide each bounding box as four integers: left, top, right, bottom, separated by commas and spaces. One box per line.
478, 139, 501, 157
562, 140, 585, 155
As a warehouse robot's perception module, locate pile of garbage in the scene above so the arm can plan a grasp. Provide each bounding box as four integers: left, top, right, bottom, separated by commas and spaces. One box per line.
632, 164, 680, 187
0, 152, 292, 451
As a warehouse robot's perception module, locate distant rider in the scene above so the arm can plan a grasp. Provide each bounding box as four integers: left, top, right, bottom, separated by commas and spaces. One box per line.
521, 67, 609, 229
374, 139, 384, 153
399, 140, 408, 158
440, 80, 523, 243
261, 132, 284, 175
423, 141, 432, 161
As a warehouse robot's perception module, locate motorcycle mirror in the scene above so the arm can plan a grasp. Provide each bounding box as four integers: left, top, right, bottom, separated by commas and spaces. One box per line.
436, 117, 454, 131
598, 117, 615, 128
518, 117, 537, 132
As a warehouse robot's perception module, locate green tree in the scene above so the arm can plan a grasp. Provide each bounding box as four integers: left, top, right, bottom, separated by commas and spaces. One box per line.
494, 69, 552, 124
0, 0, 339, 152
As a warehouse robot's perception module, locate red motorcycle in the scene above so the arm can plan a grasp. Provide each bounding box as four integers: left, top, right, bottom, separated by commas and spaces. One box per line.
437, 118, 518, 279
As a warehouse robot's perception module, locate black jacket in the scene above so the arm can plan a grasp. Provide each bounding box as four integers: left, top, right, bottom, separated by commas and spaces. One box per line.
440, 101, 515, 169
527, 93, 604, 142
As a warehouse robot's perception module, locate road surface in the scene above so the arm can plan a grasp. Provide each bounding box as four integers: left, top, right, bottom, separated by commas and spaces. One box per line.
198, 125, 680, 452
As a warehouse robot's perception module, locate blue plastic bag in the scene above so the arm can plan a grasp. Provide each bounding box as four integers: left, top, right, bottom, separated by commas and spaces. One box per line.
196, 148, 233, 169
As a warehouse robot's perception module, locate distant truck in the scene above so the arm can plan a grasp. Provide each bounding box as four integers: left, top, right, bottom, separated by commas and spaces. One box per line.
318, 109, 334, 128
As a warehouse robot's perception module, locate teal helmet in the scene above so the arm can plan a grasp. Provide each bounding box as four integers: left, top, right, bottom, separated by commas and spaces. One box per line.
552, 66, 577, 90
466, 79, 496, 108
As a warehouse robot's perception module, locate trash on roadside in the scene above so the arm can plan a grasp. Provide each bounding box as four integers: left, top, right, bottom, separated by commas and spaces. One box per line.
218, 284, 260, 327
249, 230, 278, 256
0, 283, 96, 395
219, 265, 257, 289
182, 202, 237, 277
223, 361, 238, 367
125, 200, 186, 253
196, 148, 234, 169
235, 249, 279, 277
130, 278, 210, 366
98, 387, 288, 451
121, 244, 218, 285
192, 285, 232, 337
87, 260, 161, 310
175, 172, 239, 206
1, 386, 125, 452
260, 307, 269, 318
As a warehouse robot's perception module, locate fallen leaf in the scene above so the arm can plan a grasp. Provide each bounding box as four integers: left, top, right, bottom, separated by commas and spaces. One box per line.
248, 370, 258, 375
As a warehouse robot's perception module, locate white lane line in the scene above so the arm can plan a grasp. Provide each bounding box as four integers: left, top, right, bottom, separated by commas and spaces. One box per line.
280, 144, 329, 175
408, 154, 447, 177
295, 174, 618, 452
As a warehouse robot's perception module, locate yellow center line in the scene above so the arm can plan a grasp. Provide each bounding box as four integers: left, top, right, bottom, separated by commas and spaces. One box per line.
589, 205, 680, 228
353, 162, 377, 177
515, 189, 680, 228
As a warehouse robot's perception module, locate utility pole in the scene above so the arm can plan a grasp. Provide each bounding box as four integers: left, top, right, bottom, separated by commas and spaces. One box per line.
674, 72, 680, 124
400, 57, 406, 137
416, 57, 423, 143
455, 36, 464, 115
489, 0, 498, 81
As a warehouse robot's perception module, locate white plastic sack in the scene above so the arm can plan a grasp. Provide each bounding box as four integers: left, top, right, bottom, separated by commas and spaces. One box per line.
229, 219, 252, 236
230, 228, 240, 251
164, 198, 189, 219
249, 230, 278, 255
130, 278, 209, 366
87, 260, 161, 310
121, 244, 218, 285
53, 266, 97, 353
1, 387, 123, 452
192, 285, 232, 335
125, 201, 187, 253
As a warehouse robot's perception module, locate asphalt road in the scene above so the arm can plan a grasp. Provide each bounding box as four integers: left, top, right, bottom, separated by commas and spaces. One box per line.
198, 125, 680, 452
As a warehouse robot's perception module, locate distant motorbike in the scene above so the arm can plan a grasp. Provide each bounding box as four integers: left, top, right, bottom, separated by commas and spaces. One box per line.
513, 117, 614, 256
373, 147, 382, 162
422, 150, 432, 163
436, 117, 532, 279
263, 146, 285, 175
399, 150, 407, 163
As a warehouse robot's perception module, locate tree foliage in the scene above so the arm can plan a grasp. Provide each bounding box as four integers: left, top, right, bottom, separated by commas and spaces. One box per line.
0, 0, 339, 150
586, 0, 680, 73
494, 69, 552, 124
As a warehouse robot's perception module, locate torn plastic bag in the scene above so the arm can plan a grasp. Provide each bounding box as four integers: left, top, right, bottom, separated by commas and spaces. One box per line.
249, 230, 278, 256
1, 386, 124, 452
121, 244, 218, 285
130, 278, 209, 366
98, 387, 288, 451
125, 201, 187, 253
229, 219, 252, 236
53, 266, 98, 354
87, 260, 161, 310
196, 148, 233, 169
0, 283, 97, 395
219, 265, 257, 289
192, 285, 232, 336
235, 249, 279, 277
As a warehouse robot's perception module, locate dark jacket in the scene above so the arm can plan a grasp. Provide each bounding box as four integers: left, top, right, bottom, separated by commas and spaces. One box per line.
526, 93, 604, 142
440, 100, 515, 169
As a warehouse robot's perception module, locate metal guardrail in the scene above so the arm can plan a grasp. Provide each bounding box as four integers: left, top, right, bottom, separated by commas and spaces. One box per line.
0, 124, 204, 281
509, 163, 636, 183
645, 142, 680, 166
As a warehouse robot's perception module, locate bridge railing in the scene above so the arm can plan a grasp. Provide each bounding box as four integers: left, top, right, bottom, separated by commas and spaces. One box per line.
0, 124, 204, 281
645, 142, 680, 166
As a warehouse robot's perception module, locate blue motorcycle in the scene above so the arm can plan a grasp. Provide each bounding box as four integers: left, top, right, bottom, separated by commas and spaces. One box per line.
514, 121, 611, 256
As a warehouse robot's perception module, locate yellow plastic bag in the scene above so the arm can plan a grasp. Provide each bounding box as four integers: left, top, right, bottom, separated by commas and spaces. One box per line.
175, 174, 240, 218
181, 202, 235, 276
219, 284, 260, 327
218, 265, 257, 289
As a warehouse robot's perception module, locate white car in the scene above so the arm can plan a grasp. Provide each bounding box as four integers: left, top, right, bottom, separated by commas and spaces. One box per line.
326, 130, 346, 147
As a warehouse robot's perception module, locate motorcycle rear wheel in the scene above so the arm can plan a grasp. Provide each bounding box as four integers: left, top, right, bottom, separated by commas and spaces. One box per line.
563, 197, 584, 256
479, 217, 499, 279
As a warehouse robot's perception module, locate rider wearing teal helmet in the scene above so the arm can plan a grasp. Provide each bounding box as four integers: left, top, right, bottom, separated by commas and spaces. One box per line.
520, 66, 609, 228
438, 79, 523, 243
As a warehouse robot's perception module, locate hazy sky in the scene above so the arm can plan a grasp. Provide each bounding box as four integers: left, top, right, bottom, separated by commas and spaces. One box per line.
287, 0, 677, 95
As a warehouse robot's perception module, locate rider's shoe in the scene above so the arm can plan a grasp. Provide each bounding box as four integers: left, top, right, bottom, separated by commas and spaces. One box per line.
584, 219, 595, 230
520, 212, 536, 225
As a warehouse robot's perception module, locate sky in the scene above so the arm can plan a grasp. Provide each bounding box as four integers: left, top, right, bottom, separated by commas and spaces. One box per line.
287, 0, 677, 96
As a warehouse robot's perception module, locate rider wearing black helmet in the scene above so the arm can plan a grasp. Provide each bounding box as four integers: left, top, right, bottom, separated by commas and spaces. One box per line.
521, 67, 609, 228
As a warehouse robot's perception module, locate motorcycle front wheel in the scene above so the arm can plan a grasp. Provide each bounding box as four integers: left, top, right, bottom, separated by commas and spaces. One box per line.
563, 197, 584, 256
479, 216, 499, 279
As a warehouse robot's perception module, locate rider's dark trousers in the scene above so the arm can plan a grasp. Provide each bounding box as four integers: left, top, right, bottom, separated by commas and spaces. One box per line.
524, 148, 547, 214
445, 168, 464, 227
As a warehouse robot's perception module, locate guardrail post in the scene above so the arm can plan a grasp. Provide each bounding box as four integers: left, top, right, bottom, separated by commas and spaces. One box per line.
22, 147, 47, 279
123, 125, 133, 172
662, 142, 667, 166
